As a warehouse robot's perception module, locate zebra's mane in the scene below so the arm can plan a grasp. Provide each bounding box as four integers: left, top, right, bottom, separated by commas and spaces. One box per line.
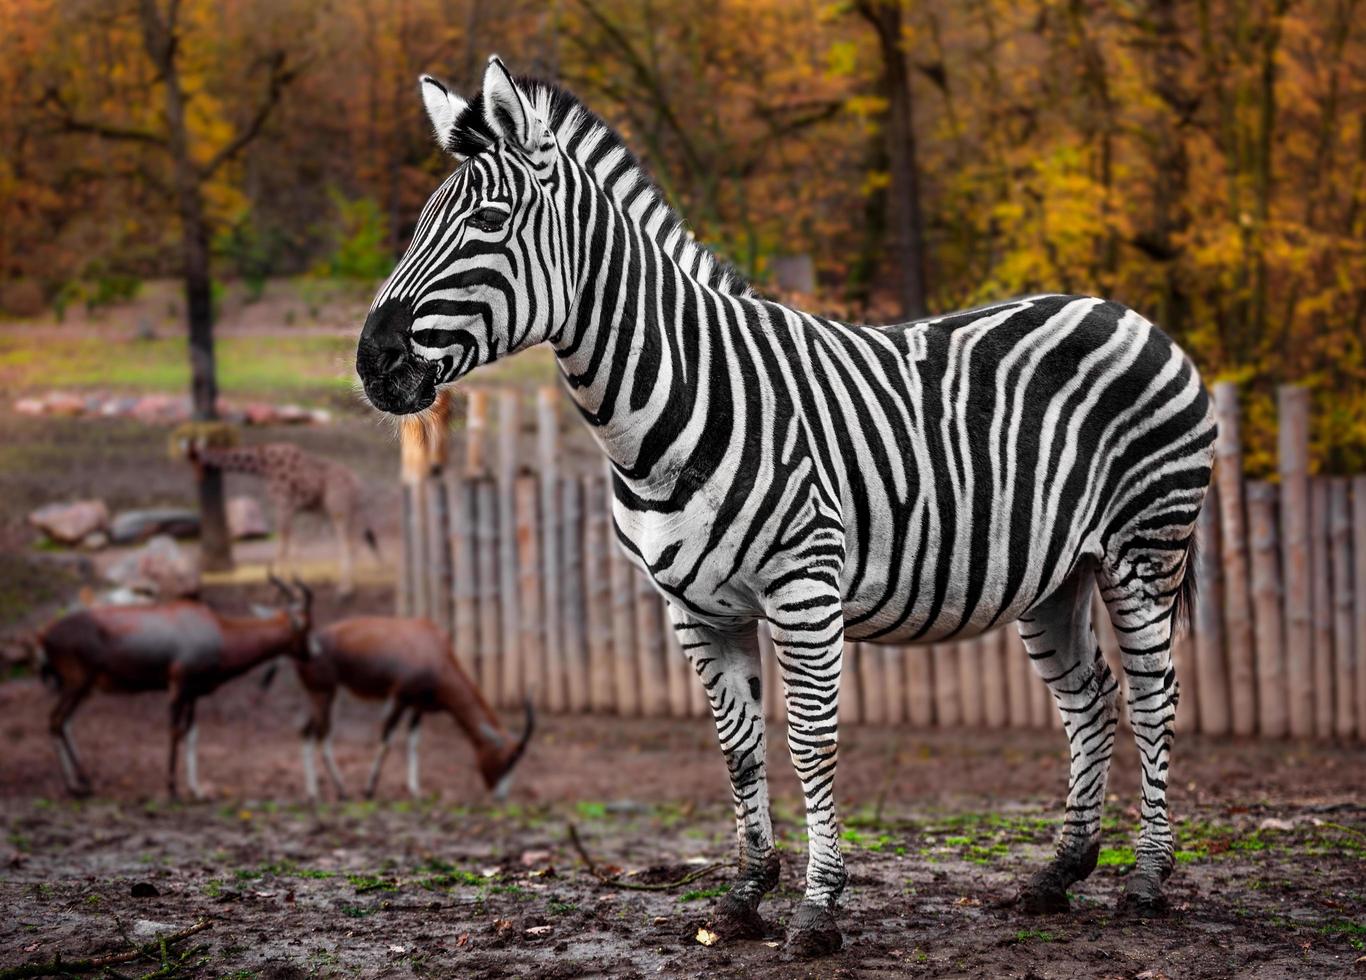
448, 77, 753, 298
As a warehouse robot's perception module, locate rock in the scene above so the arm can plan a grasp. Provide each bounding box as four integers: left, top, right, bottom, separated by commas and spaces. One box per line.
14, 398, 45, 416
243, 402, 277, 425
109, 508, 201, 545
44, 392, 86, 417
276, 404, 312, 424
80, 531, 110, 551
28, 500, 110, 544
106, 535, 199, 598
309, 408, 333, 425
227, 496, 269, 540
130, 881, 159, 898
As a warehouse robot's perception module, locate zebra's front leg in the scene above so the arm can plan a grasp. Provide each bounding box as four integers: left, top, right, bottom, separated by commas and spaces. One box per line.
668, 608, 779, 941
767, 587, 848, 957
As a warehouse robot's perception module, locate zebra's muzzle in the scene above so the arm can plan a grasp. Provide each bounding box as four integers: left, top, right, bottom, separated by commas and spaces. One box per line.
356, 300, 439, 415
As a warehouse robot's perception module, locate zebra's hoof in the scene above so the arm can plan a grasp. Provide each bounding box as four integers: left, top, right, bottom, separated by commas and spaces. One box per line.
708, 892, 768, 941
783, 902, 842, 958
1118, 873, 1168, 916
1017, 868, 1070, 914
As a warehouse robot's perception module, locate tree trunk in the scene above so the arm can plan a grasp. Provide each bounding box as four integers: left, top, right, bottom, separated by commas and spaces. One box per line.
861, 0, 928, 320
141, 0, 232, 570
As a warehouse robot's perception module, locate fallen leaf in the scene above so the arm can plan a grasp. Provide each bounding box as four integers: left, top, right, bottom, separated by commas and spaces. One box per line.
456, 933, 469, 947
695, 927, 719, 947
520, 849, 552, 866
954, 896, 981, 907
764, 941, 781, 948
526, 925, 553, 936
388, 944, 407, 954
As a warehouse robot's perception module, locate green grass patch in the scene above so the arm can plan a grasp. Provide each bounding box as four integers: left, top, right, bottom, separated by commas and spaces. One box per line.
680, 884, 730, 902
1096, 846, 1135, 868
346, 873, 398, 894
548, 900, 579, 915
1014, 929, 1056, 943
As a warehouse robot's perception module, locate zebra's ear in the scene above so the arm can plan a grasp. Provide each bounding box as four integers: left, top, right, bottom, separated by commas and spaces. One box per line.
481, 55, 550, 159
420, 74, 467, 153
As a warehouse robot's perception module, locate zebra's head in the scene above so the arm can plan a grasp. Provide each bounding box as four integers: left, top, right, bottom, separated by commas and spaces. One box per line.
357, 56, 571, 415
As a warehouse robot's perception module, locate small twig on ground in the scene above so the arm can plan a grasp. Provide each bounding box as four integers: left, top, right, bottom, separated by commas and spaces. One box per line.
566, 823, 723, 892
0, 919, 211, 980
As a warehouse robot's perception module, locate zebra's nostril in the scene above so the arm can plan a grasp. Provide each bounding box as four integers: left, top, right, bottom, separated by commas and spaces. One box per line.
377, 346, 407, 375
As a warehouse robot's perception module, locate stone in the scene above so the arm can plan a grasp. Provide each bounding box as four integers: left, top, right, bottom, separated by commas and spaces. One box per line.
109, 508, 201, 545
80, 531, 109, 551
243, 402, 278, 425
106, 535, 199, 598
275, 404, 312, 424
44, 392, 86, 417
28, 500, 110, 544
227, 496, 270, 540
14, 398, 45, 416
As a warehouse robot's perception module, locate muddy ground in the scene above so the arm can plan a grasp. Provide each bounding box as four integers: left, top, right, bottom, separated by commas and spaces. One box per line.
2, 647, 1363, 979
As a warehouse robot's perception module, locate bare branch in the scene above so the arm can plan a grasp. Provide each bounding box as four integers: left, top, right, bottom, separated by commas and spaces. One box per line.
200, 52, 300, 179
38, 86, 166, 146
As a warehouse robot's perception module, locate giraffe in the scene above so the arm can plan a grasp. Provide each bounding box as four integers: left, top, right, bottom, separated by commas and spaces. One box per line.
186, 441, 378, 595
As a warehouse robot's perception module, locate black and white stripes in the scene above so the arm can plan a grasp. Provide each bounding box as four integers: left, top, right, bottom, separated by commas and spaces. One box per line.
356, 56, 1217, 954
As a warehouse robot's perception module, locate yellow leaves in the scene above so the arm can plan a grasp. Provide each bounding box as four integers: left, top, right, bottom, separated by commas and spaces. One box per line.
826, 40, 859, 77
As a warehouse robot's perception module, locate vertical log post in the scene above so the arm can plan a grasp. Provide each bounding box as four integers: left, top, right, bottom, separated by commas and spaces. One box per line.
451, 476, 478, 678
561, 476, 589, 712
981, 629, 1007, 729
957, 638, 983, 727
663, 601, 691, 718
536, 387, 563, 712
634, 575, 668, 716
515, 474, 545, 706
1353, 477, 1366, 741
840, 643, 863, 725
905, 646, 933, 727
932, 644, 960, 726
465, 389, 489, 475
496, 389, 522, 707
1214, 382, 1256, 734
607, 498, 639, 716
474, 477, 501, 707
1278, 385, 1313, 736
427, 471, 454, 641
1247, 481, 1287, 736
1329, 479, 1355, 740
583, 476, 616, 712
1004, 627, 1032, 729
857, 640, 884, 725
882, 644, 906, 725
1310, 478, 1335, 737
1193, 488, 1229, 734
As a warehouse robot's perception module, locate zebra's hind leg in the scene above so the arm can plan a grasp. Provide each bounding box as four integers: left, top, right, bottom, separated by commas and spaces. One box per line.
668, 608, 779, 942
1016, 562, 1120, 914
1099, 538, 1190, 916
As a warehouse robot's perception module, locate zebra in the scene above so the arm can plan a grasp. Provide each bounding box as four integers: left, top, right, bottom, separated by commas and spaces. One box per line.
355, 55, 1217, 957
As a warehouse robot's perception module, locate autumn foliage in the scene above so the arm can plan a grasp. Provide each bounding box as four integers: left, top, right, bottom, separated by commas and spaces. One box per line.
0, 0, 1362, 471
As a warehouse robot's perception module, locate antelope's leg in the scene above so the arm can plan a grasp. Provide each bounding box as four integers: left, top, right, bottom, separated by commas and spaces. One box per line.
406, 710, 423, 798
364, 698, 405, 799
766, 577, 848, 959
167, 696, 194, 800
49, 684, 93, 797
665, 608, 778, 942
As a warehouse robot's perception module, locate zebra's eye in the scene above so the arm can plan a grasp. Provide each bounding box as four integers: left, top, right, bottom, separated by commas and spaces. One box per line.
468, 206, 508, 233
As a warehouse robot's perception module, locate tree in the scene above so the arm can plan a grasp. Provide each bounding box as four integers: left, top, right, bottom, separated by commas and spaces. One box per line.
43, 0, 300, 569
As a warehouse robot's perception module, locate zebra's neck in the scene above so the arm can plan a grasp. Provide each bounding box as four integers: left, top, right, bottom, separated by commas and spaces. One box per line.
549, 201, 818, 497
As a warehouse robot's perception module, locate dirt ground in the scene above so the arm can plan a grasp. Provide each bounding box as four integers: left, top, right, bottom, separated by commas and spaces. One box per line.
2, 610, 1363, 980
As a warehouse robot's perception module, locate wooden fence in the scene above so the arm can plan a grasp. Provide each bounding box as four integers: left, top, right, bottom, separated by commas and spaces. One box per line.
397, 383, 1366, 741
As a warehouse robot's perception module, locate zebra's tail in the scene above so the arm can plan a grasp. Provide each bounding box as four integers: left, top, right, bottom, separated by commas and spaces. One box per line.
1171, 531, 1198, 640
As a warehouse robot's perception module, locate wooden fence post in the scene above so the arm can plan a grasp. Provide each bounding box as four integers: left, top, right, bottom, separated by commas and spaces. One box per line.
537, 387, 563, 712
561, 476, 589, 712
932, 644, 960, 726
858, 640, 885, 725
1004, 627, 1032, 729
515, 474, 544, 706
474, 477, 501, 707
662, 601, 691, 718
466, 389, 489, 474
583, 476, 615, 712
1247, 481, 1287, 736
607, 502, 639, 716
841, 643, 863, 725
905, 646, 933, 727
451, 476, 478, 678
957, 638, 983, 727
1030, 653, 1051, 729
497, 389, 522, 707
634, 576, 668, 716
882, 644, 906, 725
1329, 479, 1356, 740
1214, 382, 1256, 734
981, 629, 1007, 729
1278, 385, 1313, 736
1354, 477, 1366, 741
1193, 488, 1229, 734
1310, 479, 1335, 737
427, 471, 454, 640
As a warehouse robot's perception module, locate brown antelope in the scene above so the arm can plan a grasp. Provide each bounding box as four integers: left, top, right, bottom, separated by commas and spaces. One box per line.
39, 577, 312, 799
293, 617, 533, 801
